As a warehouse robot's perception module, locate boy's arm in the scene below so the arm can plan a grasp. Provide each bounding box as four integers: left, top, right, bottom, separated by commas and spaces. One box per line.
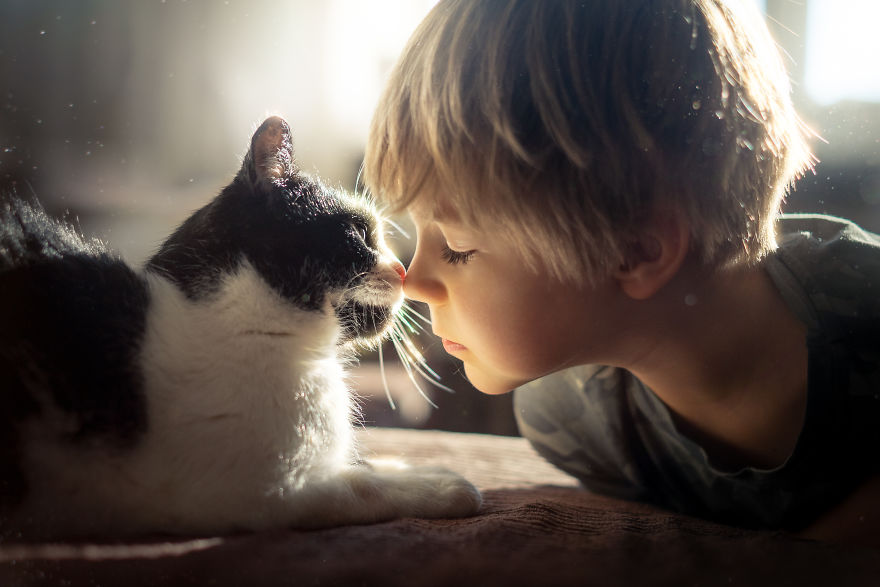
798, 474, 880, 549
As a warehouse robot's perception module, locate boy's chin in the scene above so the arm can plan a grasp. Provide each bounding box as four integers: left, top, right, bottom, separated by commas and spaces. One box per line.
462, 364, 520, 396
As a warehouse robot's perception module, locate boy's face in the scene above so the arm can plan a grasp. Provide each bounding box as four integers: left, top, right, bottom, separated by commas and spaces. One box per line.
403, 206, 619, 395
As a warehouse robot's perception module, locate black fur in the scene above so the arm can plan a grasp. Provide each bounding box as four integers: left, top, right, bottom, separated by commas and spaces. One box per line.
0, 199, 149, 510
149, 171, 376, 310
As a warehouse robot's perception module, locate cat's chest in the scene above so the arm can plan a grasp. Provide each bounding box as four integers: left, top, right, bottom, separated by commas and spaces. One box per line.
137, 269, 353, 459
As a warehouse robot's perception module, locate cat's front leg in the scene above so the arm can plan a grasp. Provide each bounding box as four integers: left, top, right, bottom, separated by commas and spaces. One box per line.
288, 460, 482, 528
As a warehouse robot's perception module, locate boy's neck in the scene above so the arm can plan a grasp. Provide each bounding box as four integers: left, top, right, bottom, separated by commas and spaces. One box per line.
617, 258, 808, 471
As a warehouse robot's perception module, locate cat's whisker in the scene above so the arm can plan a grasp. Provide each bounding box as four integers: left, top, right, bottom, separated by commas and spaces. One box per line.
391, 325, 431, 369
399, 302, 432, 327
395, 313, 421, 336
354, 164, 366, 197
337, 271, 371, 302
409, 353, 444, 382
377, 336, 397, 411
389, 322, 457, 395
396, 347, 455, 395
397, 352, 456, 396
391, 336, 439, 409
399, 331, 427, 363
385, 217, 411, 240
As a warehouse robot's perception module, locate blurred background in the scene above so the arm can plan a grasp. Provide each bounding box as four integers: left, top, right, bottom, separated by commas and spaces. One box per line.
1, 0, 878, 436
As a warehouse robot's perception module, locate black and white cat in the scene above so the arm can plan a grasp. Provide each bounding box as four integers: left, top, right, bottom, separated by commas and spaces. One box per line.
0, 116, 481, 539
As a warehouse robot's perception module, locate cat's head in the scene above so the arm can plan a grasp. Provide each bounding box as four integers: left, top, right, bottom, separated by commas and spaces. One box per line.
148, 116, 405, 347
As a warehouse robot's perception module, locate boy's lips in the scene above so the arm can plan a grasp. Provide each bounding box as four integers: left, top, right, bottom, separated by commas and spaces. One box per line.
442, 338, 467, 353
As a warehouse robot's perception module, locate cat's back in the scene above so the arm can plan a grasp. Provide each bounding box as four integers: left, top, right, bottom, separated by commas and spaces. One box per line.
0, 198, 150, 523
0, 198, 149, 410
1, 197, 100, 271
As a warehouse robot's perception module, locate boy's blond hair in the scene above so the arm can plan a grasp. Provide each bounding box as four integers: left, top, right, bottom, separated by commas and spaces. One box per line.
364, 0, 813, 285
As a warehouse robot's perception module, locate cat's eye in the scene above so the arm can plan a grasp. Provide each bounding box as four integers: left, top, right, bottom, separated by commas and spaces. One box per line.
350, 222, 369, 245
440, 244, 475, 265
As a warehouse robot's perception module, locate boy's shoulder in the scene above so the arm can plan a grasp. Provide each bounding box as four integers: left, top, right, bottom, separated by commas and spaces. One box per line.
775, 213, 880, 255
770, 214, 880, 434
768, 213, 880, 336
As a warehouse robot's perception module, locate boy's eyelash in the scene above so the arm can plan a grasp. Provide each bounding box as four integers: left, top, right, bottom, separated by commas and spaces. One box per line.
440, 244, 476, 265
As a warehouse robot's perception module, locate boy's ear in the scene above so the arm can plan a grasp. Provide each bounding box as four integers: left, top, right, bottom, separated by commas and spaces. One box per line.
613, 209, 690, 300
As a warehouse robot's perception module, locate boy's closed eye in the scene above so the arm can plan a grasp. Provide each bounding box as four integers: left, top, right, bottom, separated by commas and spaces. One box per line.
433, 220, 480, 265
440, 244, 476, 265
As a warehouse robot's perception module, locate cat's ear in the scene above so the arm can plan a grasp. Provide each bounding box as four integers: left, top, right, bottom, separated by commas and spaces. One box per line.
246, 116, 296, 185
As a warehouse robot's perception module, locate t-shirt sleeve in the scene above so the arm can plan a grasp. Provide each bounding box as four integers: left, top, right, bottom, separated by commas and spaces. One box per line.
514, 365, 650, 501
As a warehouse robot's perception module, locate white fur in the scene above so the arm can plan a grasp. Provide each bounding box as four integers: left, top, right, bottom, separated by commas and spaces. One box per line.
13, 257, 480, 538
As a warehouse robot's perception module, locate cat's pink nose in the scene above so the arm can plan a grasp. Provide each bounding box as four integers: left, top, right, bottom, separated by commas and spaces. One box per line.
392, 260, 406, 282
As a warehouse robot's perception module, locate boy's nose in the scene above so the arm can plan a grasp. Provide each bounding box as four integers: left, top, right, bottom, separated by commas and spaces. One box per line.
402, 263, 445, 304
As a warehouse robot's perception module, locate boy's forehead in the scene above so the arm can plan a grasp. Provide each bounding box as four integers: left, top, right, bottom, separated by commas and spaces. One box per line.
409, 192, 463, 224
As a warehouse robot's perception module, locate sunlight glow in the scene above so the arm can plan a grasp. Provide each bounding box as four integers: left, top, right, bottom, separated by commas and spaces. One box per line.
804, 0, 880, 104
325, 1, 438, 144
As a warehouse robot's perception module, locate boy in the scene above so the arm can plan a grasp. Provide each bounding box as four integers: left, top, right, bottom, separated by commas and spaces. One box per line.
363, 0, 880, 544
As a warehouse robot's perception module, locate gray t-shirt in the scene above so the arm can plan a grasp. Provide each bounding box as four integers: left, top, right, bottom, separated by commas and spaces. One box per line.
514, 214, 880, 529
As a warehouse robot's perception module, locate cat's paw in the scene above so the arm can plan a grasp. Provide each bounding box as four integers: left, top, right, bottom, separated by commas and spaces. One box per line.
364, 460, 482, 519
408, 465, 483, 519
